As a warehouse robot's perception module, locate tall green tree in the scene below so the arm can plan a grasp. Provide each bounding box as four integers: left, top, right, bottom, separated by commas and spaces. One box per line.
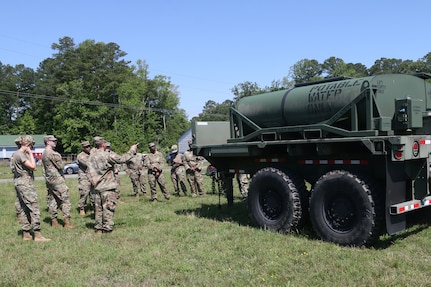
16, 36, 189, 153
409, 52, 431, 74
231, 81, 263, 102
368, 57, 416, 75
117, 60, 189, 151
322, 57, 369, 78
0, 62, 35, 134
193, 99, 233, 121
289, 58, 323, 84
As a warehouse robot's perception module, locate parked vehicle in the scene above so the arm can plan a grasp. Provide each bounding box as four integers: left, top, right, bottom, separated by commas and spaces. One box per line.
63, 161, 79, 175
193, 73, 431, 246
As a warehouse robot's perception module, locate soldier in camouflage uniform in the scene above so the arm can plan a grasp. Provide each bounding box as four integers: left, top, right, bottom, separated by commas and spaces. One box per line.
125, 152, 147, 198
87, 137, 138, 233
183, 141, 206, 197
144, 142, 170, 201
167, 144, 187, 196
77, 140, 92, 216
11, 139, 23, 221
236, 173, 250, 199
11, 135, 51, 241
42, 135, 76, 229
105, 142, 122, 201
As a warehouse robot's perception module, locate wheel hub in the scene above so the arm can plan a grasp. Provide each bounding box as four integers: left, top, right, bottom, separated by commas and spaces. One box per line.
326, 197, 355, 231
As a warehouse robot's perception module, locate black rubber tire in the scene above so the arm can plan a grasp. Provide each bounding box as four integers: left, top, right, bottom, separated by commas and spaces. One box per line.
247, 167, 302, 232
309, 170, 382, 246
66, 167, 74, 175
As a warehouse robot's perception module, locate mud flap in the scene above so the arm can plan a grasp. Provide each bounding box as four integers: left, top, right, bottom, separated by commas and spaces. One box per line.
385, 159, 406, 235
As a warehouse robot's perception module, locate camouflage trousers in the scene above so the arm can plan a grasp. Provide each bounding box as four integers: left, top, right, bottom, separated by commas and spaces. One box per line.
170, 166, 187, 195
114, 173, 121, 198
15, 182, 42, 231
94, 190, 118, 232
186, 170, 205, 196
78, 178, 94, 211
236, 174, 250, 198
47, 182, 72, 220
128, 171, 146, 195
15, 196, 22, 216
148, 172, 170, 200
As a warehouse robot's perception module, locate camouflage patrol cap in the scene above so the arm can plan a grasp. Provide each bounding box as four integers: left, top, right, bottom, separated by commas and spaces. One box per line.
148, 142, 156, 148
81, 141, 90, 147
44, 135, 57, 144
94, 137, 105, 146
22, 135, 35, 146
171, 144, 178, 152
105, 142, 111, 147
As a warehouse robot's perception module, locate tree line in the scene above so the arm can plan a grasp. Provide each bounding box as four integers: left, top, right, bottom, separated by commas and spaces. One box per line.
1, 36, 430, 153
0, 37, 189, 154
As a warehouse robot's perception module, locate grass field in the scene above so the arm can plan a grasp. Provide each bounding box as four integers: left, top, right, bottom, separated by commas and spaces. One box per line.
1, 166, 431, 287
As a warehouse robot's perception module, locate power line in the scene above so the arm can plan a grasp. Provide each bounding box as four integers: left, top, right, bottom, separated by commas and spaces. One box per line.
0, 90, 172, 113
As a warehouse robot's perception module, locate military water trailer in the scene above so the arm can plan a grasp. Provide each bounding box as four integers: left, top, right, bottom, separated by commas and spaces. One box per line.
193, 73, 431, 246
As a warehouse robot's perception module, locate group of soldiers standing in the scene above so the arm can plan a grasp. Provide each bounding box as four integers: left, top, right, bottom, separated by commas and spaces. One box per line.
11, 134, 208, 241
76, 138, 208, 231
12, 133, 248, 242
168, 141, 206, 198
100, 140, 207, 204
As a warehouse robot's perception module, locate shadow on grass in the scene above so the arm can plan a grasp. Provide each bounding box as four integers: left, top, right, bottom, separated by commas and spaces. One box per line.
175, 196, 320, 242
176, 195, 431, 249
175, 196, 250, 227
374, 208, 431, 249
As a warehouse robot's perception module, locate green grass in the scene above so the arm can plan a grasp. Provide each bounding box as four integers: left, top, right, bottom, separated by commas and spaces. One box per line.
1, 168, 431, 286
0, 164, 44, 179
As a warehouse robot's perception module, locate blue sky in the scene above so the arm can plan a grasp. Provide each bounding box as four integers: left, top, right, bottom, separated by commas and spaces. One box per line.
1, 0, 430, 119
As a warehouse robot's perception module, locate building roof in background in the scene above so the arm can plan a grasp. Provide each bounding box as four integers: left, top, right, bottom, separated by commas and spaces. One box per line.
0, 135, 47, 148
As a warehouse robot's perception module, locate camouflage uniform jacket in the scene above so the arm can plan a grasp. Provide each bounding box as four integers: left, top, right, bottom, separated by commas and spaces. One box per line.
183, 150, 204, 171
77, 151, 90, 181
11, 150, 34, 184
42, 146, 65, 185
144, 151, 165, 172
170, 152, 185, 168
126, 153, 145, 173
88, 148, 135, 192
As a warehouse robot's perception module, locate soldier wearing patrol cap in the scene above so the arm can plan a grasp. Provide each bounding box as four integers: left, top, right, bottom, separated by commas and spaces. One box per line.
77, 140, 93, 216
125, 150, 147, 199
183, 140, 206, 197
87, 137, 138, 233
144, 142, 170, 201
168, 144, 188, 196
11, 135, 51, 241
42, 135, 77, 229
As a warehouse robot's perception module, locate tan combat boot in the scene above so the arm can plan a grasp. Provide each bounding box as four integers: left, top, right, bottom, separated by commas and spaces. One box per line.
64, 218, 77, 229
34, 231, 51, 242
51, 218, 61, 228
22, 231, 32, 241
79, 209, 86, 216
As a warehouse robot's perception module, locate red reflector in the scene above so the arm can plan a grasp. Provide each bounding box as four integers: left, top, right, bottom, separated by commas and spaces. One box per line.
399, 207, 405, 213
395, 151, 403, 159
414, 203, 420, 209
412, 141, 419, 157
